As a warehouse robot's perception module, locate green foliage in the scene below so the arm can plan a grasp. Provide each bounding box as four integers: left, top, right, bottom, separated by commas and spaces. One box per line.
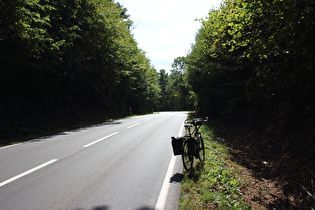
158, 69, 170, 109
185, 0, 315, 129
157, 57, 195, 111
0, 0, 161, 142
180, 1, 315, 207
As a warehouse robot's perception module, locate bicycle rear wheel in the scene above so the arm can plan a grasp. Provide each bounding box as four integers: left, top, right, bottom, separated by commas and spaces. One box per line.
182, 140, 193, 170
197, 134, 205, 161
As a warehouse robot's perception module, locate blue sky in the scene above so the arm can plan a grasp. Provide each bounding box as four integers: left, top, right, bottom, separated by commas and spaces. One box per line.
116, 0, 222, 72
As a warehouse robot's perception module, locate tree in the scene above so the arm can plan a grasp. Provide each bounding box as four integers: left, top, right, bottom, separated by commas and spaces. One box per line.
170, 57, 195, 110
158, 69, 170, 110
156, 57, 195, 111
185, 0, 314, 127
0, 0, 162, 142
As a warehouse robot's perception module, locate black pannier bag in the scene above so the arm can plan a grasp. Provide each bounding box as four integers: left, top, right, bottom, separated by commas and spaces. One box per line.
171, 137, 185, 155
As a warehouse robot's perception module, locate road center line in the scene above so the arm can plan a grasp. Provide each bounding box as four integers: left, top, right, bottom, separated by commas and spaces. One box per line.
155, 119, 186, 210
83, 132, 119, 148
0, 159, 58, 188
127, 122, 142, 129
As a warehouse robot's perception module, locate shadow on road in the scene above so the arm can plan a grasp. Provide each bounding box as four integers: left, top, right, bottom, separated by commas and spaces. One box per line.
170, 173, 184, 183
74, 205, 110, 210
93, 206, 110, 210
26, 120, 122, 144
136, 207, 155, 210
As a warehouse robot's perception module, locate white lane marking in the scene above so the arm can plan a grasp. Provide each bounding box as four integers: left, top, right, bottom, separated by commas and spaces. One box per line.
127, 122, 142, 129
0, 159, 58, 188
0, 143, 21, 150
144, 117, 154, 122
83, 132, 119, 148
155, 119, 186, 210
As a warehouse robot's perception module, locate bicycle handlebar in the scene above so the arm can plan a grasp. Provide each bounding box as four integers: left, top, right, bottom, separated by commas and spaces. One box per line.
185, 117, 208, 125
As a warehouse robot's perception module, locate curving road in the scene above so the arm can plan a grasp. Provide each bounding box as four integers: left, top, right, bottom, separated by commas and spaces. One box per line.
0, 111, 187, 210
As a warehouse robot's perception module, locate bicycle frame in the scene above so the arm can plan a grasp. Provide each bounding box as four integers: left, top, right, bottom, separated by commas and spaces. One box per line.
185, 123, 201, 137
184, 117, 208, 137
180, 117, 208, 170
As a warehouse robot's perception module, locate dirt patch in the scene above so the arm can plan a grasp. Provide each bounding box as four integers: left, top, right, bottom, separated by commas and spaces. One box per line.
212, 121, 315, 209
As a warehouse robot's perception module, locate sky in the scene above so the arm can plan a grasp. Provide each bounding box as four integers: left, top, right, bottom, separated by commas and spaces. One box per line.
116, 0, 222, 72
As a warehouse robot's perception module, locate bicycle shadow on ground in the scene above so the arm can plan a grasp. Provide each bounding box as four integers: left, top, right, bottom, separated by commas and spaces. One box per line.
184, 161, 205, 182
170, 173, 184, 183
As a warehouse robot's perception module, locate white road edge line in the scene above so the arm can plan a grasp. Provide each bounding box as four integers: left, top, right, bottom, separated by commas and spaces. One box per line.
155, 119, 186, 210
83, 132, 119, 148
127, 122, 142, 129
0, 159, 58, 188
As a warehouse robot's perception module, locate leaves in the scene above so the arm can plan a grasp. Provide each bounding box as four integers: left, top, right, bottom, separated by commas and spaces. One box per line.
157, 57, 195, 111
0, 0, 161, 138
184, 0, 315, 127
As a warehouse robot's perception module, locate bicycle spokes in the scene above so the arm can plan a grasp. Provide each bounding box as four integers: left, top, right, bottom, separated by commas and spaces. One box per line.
182, 140, 193, 170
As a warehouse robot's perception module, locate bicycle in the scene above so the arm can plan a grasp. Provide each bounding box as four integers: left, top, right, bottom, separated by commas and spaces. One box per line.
171, 117, 208, 170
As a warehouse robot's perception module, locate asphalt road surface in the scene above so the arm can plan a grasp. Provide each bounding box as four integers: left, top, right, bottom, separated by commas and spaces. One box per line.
0, 111, 187, 210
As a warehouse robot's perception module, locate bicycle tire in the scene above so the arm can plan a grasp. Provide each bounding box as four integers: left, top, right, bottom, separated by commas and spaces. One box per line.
197, 134, 205, 161
182, 140, 193, 170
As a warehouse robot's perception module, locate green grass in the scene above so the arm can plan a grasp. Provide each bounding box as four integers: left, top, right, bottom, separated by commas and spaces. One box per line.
179, 122, 251, 209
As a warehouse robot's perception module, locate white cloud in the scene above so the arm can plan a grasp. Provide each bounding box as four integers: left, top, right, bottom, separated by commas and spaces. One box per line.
117, 0, 222, 72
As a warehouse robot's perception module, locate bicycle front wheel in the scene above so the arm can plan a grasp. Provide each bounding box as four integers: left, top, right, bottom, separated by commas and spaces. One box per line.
182, 140, 193, 170
198, 134, 205, 161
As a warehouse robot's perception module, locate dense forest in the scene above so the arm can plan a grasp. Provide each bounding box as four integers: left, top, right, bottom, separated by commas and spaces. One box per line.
185, 0, 314, 128
0, 0, 162, 142
181, 0, 314, 207
163, 0, 314, 147
0, 0, 196, 143
183, 0, 314, 145
1, 0, 314, 146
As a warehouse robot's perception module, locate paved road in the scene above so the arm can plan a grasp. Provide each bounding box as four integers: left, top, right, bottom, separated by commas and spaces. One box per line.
0, 111, 187, 210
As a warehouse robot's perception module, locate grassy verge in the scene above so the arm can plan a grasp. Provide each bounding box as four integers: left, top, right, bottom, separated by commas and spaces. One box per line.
179, 122, 251, 209
179, 113, 315, 209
